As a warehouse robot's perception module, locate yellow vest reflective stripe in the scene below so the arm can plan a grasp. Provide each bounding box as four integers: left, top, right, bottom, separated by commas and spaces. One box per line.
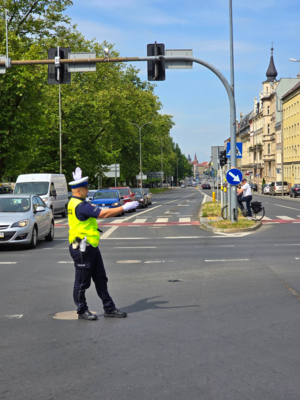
68, 197, 100, 247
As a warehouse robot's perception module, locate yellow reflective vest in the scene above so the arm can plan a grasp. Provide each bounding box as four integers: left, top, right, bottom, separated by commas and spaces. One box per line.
68, 197, 100, 247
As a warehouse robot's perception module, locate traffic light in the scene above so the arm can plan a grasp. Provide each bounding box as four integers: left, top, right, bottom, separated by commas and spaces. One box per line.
48, 47, 71, 85
147, 43, 165, 81
219, 150, 227, 167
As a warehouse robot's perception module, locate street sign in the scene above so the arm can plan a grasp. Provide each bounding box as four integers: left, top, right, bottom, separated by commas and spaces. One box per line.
165, 49, 193, 69
103, 164, 120, 178
226, 168, 243, 185
226, 142, 243, 158
68, 52, 96, 72
136, 173, 147, 180
145, 171, 164, 178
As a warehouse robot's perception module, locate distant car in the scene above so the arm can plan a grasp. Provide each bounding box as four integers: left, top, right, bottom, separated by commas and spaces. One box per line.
250, 183, 258, 192
131, 188, 148, 208
91, 190, 125, 216
0, 185, 13, 195
110, 187, 136, 207
262, 184, 270, 195
143, 188, 152, 205
290, 184, 300, 198
0, 194, 54, 248
181, 184, 186, 188
201, 184, 211, 190
269, 181, 289, 196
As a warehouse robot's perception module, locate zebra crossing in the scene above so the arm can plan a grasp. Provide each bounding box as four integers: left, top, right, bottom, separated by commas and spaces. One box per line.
262, 215, 300, 223
54, 217, 199, 227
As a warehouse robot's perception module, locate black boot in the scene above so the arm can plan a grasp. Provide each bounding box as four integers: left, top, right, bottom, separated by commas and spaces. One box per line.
78, 310, 98, 320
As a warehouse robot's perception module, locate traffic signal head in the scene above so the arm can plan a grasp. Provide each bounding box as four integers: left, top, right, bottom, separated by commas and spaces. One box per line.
48, 47, 71, 85
219, 150, 227, 167
147, 43, 165, 81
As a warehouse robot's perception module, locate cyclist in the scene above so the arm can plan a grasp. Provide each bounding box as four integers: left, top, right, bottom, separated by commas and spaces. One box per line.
237, 178, 252, 219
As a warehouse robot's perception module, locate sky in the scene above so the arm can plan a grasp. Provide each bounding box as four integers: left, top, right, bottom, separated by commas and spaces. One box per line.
67, 0, 300, 162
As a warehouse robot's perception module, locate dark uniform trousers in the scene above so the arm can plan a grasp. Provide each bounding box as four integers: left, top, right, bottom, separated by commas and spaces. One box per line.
69, 244, 115, 314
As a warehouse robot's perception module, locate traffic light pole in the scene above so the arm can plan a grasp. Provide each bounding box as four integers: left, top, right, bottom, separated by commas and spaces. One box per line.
0, 54, 238, 222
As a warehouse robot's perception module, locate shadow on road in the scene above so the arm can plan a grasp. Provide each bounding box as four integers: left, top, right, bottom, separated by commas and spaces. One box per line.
119, 296, 199, 314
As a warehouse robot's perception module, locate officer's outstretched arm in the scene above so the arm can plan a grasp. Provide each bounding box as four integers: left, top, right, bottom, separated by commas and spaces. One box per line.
97, 201, 139, 219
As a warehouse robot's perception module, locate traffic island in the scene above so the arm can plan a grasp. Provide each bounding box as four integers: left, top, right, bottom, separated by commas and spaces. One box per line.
199, 201, 262, 233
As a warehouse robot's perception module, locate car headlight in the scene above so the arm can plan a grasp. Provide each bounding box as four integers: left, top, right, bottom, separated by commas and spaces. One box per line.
42, 197, 48, 202
11, 219, 29, 228
140, 198, 144, 201
91, 203, 96, 206
112, 202, 119, 206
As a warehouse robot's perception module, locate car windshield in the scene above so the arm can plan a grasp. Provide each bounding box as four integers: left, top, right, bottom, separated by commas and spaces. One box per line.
132, 189, 143, 195
94, 191, 119, 199
116, 189, 129, 196
0, 197, 31, 212
15, 182, 49, 196
275, 182, 288, 185
87, 191, 97, 197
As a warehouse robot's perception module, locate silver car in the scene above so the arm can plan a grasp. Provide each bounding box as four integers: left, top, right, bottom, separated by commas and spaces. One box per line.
0, 195, 54, 248
143, 188, 152, 205
269, 181, 289, 196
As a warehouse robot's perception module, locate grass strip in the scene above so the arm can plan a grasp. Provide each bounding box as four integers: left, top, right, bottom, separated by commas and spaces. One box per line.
150, 188, 171, 194
201, 201, 222, 217
209, 219, 256, 229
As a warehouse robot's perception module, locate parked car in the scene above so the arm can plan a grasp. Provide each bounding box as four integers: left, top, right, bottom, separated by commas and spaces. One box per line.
269, 181, 289, 196
91, 190, 125, 216
110, 187, 136, 212
131, 188, 148, 208
249, 183, 258, 192
290, 184, 300, 198
0, 184, 13, 195
201, 184, 211, 190
0, 194, 54, 248
14, 173, 68, 217
143, 188, 152, 205
86, 190, 98, 202
262, 184, 270, 195
181, 184, 186, 188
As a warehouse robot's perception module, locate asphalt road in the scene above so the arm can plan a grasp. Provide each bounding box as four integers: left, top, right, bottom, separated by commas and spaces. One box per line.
1, 187, 300, 399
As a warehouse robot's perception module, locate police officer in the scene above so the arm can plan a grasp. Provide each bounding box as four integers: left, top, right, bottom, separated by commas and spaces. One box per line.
68, 167, 139, 320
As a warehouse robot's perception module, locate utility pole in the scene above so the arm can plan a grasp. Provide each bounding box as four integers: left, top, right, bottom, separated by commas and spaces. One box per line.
130, 122, 152, 189
156, 137, 164, 188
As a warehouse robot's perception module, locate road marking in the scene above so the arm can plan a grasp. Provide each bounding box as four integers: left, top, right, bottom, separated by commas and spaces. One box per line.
0, 262, 17, 264
58, 261, 73, 263
111, 218, 126, 223
262, 216, 272, 220
179, 218, 191, 222
205, 259, 249, 262
274, 204, 300, 211
156, 218, 169, 223
144, 260, 175, 264
178, 204, 189, 206
133, 219, 147, 224
4, 314, 23, 319
264, 222, 280, 224
164, 212, 180, 214
292, 222, 300, 224
116, 260, 141, 263
275, 244, 300, 246
196, 245, 235, 248
114, 247, 156, 249
276, 216, 295, 220
148, 227, 162, 228
101, 225, 119, 239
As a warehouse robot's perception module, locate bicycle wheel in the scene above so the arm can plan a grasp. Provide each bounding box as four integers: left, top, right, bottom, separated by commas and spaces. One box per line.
221, 205, 228, 220
251, 207, 265, 221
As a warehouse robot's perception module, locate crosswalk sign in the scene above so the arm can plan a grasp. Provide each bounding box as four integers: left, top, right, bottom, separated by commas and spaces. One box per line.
226, 142, 243, 159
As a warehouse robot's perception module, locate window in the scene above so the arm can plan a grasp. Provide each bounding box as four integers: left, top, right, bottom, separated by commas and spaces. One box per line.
268, 144, 271, 154
297, 101, 299, 113
267, 106, 270, 115
268, 124, 270, 134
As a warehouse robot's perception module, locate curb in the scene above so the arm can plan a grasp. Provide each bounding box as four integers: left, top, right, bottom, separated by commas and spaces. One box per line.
199, 217, 262, 233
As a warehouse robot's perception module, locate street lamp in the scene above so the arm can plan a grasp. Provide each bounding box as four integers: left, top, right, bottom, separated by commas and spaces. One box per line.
155, 137, 164, 188
289, 58, 300, 78
177, 158, 180, 187
129, 122, 152, 188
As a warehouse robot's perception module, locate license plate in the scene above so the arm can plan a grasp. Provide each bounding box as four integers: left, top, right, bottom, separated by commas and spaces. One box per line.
0, 232, 4, 238
99, 207, 109, 210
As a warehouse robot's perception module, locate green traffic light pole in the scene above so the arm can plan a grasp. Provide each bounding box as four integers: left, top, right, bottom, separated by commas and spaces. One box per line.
0, 55, 238, 222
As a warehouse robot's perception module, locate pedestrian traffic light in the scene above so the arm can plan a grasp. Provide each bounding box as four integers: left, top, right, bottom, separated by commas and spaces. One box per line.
219, 150, 227, 167
48, 47, 71, 85
147, 43, 165, 81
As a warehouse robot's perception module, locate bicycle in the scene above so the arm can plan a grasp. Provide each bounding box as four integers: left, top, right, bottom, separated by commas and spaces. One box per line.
221, 200, 265, 221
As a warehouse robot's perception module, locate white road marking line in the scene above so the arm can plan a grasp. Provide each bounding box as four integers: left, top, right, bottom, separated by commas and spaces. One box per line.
114, 247, 156, 249
128, 225, 141, 227
111, 219, 126, 223
156, 218, 169, 223
144, 260, 175, 264
0, 262, 17, 264
264, 222, 280, 224
164, 212, 180, 214
179, 218, 191, 222
133, 219, 147, 224
101, 225, 119, 239
4, 314, 23, 319
295, 258, 300, 260
205, 259, 249, 262
178, 205, 189, 206
292, 222, 300, 224
196, 245, 235, 248
276, 216, 295, 220
152, 202, 157, 204
148, 227, 162, 228
274, 204, 300, 211
58, 261, 73, 263
262, 216, 272, 220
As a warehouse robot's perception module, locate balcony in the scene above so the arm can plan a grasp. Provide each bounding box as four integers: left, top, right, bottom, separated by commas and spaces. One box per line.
264, 153, 276, 162
263, 133, 276, 142
249, 144, 263, 152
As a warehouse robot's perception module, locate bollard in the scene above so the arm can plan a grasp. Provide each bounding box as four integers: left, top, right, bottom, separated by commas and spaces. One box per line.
221, 185, 224, 209
212, 192, 216, 202
224, 188, 227, 219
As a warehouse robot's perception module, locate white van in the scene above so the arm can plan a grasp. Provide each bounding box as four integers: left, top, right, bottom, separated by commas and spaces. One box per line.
14, 174, 68, 216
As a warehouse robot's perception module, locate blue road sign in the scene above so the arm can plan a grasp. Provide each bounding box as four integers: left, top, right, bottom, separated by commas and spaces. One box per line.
226, 168, 243, 185
226, 142, 243, 158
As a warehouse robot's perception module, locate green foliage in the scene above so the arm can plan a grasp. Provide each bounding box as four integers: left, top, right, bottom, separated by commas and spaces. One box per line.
262, 177, 266, 185
0, 0, 190, 186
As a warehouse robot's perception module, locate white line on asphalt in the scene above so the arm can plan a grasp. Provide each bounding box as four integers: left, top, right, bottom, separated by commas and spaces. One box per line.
196, 245, 235, 248
205, 259, 249, 262
179, 218, 191, 222
156, 218, 169, 223
128, 225, 141, 227
0, 262, 17, 264
264, 222, 280, 224
295, 258, 300, 260
144, 260, 174, 263
101, 225, 119, 239
4, 314, 23, 319
148, 227, 162, 228
58, 261, 73, 263
292, 222, 300, 224
276, 216, 295, 220
262, 216, 272, 220
133, 219, 147, 223
164, 212, 180, 214
114, 247, 156, 249
275, 244, 300, 246
274, 204, 300, 211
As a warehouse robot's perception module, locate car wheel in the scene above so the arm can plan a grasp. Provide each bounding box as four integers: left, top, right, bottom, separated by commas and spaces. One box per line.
61, 204, 68, 218
132, 208, 136, 212
45, 221, 54, 241
29, 226, 38, 249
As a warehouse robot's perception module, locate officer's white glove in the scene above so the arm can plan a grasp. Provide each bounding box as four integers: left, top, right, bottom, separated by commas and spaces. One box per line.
72, 167, 82, 181
122, 201, 139, 211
